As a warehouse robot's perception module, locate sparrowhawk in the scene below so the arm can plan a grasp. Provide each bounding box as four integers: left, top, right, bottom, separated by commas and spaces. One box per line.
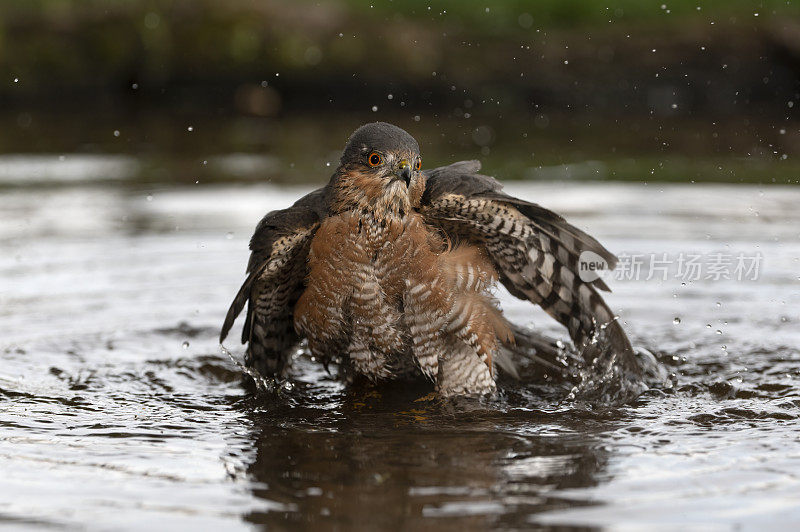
220, 122, 639, 396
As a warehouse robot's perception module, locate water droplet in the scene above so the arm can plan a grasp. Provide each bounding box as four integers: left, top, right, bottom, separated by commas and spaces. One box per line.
673, 317, 681, 324
371, 105, 378, 112
13, 78, 18, 83
716, 329, 722, 335
182, 341, 189, 349
146, 194, 153, 202
413, 115, 421, 122
113, 130, 120, 137
187, 126, 193, 132
226, 232, 234, 240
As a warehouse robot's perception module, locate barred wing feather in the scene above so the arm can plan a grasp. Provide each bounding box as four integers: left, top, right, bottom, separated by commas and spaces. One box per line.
420, 161, 639, 375
219, 187, 326, 376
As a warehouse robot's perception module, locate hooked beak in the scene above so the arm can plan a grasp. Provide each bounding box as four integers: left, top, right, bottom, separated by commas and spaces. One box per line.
394, 159, 413, 186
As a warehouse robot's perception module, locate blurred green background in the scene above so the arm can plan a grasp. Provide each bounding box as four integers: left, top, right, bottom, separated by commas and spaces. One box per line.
2, 0, 799, 184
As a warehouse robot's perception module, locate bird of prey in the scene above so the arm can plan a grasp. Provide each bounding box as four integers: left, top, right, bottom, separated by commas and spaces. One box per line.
220, 122, 639, 396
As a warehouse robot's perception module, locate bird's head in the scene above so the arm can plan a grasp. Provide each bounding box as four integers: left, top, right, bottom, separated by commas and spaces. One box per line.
331, 122, 425, 217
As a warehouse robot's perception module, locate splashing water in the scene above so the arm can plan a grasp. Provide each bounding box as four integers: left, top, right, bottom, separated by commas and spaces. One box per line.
1, 179, 799, 529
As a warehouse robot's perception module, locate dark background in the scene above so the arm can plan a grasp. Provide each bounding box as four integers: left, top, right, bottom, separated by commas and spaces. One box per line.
2, 0, 800, 184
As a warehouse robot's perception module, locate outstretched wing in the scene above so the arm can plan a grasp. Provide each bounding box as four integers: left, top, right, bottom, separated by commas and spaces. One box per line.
220, 187, 327, 376
419, 161, 638, 374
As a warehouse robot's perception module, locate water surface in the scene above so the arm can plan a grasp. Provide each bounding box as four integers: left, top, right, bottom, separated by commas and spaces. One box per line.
1, 162, 799, 529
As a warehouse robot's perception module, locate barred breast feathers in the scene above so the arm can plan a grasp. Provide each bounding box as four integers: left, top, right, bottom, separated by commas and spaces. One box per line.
294, 210, 509, 391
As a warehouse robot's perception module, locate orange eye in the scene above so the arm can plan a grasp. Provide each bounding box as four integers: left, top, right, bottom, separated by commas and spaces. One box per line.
367, 152, 383, 167
414, 158, 422, 171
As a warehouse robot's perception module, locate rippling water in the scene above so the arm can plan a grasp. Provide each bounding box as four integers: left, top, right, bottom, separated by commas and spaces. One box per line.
1, 162, 799, 529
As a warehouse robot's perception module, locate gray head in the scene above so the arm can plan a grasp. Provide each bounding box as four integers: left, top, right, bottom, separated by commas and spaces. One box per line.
342, 122, 419, 162
332, 122, 425, 215
340, 122, 421, 181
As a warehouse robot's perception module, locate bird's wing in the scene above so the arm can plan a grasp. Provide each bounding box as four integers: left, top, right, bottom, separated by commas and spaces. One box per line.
419, 161, 639, 375
220, 187, 327, 376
